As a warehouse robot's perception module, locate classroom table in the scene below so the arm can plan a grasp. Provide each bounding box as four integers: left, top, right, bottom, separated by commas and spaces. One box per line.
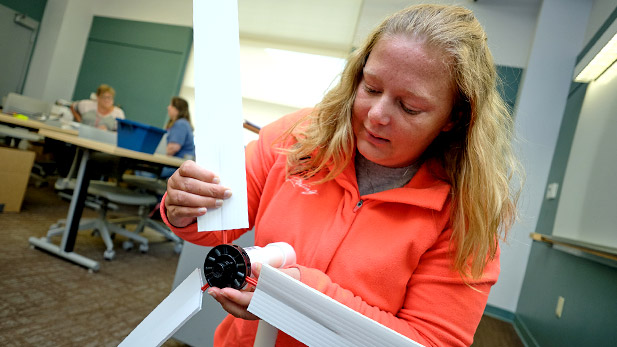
0, 112, 79, 136
28, 128, 184, 271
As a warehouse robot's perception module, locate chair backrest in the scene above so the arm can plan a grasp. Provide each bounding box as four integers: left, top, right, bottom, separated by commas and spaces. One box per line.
3, 92, 52, 118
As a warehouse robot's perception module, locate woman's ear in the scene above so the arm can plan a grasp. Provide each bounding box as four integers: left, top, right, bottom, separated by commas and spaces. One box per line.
441, 111, 462, 132
441, 121, 455, 132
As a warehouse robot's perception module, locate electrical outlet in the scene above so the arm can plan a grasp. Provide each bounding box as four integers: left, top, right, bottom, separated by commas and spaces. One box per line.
555, 296, 565, 318
546, 183, 559, 200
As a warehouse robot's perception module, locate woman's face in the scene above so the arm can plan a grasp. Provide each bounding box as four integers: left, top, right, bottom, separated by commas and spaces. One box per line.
97, 92, 114, 109
352, 35, 456, 168
167, 104, 179, 120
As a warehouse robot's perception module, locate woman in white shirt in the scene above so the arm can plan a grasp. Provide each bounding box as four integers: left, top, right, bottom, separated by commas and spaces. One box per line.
70, 84, 125, 131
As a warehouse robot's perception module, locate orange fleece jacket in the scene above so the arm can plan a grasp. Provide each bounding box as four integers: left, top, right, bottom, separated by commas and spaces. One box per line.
161, 109, 499, 347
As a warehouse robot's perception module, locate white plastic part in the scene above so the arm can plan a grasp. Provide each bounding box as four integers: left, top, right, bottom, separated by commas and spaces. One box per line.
253, 320, 278, 347
245, 242, 296, 272
246, 242, 295, 347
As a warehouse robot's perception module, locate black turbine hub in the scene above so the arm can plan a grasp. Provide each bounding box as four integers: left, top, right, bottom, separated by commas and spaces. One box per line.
203, 244, 251, 289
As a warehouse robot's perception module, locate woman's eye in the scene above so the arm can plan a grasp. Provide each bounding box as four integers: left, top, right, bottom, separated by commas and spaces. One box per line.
363, 84, 380, 94
401, 103, 420, 115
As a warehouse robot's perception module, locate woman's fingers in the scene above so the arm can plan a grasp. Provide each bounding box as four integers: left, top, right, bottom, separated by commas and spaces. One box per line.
280, 267, 301, 281
251, 262, 262, 279
175, 160, 218, 182
207, 287, 259, 320
164, 160, 233, 227
168, 162, 232, 202
167, 180, 227, 209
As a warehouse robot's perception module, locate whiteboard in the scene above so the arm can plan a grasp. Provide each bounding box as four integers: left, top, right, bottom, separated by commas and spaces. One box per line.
552, 62, 617, 250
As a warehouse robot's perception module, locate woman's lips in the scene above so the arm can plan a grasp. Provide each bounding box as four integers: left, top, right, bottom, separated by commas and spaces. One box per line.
365, 128, 389, 145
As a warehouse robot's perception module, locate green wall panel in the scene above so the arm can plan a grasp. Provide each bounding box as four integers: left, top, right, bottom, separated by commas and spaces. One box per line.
88, 16, 192, 53
496, 65, 523, 113
0, 0, 46, 21
517, 243, 617, 346
73, 17, 192, 128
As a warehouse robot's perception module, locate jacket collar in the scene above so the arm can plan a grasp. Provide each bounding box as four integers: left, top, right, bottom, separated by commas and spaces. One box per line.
336, 157, 451, 211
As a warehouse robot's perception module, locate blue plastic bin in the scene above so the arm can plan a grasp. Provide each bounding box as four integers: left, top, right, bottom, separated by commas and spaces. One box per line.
116, 119, 166, 154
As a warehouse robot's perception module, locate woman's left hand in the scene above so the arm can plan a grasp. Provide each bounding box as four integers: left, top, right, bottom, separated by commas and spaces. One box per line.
207, 263, 301, 320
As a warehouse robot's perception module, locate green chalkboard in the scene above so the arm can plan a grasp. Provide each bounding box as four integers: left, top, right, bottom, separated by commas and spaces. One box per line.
73, 17, 192, 128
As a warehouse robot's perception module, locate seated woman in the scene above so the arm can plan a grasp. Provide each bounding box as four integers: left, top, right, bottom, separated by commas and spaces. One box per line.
165, 97, 195, 159
158, 97, 195, 178
71, 84, 125, 131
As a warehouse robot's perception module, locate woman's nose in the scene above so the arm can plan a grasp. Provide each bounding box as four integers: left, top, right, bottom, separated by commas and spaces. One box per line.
367, 96, 391, 125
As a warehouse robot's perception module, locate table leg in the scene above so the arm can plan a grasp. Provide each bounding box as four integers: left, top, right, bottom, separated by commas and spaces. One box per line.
60, 149, 90, 251
29, 148, 100, 271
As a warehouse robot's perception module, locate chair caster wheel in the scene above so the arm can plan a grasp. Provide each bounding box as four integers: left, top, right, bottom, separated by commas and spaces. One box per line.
104, 249, 115, 260
173, 243, 183, 254
122, 241, 134, 251
139, 244, 149, 253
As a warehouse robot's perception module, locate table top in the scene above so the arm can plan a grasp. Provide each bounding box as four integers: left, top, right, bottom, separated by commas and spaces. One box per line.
0, 112, 79, 136
38, 128, 185, 167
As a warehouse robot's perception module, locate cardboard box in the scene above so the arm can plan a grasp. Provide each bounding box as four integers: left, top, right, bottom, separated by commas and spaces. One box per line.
0, 147, 35, 212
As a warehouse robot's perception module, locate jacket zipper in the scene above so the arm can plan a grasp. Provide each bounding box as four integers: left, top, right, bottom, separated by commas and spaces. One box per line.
353, 199, 363, 212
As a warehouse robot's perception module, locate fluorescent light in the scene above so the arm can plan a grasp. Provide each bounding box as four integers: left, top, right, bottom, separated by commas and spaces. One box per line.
574, 33, 617, 83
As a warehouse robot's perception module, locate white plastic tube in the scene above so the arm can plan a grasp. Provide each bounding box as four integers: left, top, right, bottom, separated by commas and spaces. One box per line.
244, 242, 296, 272
246, 242, 296, 347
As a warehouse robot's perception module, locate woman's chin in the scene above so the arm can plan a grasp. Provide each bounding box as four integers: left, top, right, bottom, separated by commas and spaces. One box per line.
357, 145, 386, 165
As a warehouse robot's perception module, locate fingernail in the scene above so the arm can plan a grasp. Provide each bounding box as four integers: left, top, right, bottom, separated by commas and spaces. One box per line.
197, 208, 207, 214
223, 190, 232, 199
207, 289, 216, 298
215, 199, 224, 207
212, 176, 220, 184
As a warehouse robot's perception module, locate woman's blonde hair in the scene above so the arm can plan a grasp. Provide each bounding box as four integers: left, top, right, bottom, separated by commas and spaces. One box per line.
96, 84, 116, 97
283, 4, 523, 279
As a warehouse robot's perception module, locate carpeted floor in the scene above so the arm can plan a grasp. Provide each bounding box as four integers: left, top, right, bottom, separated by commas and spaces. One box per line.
0, 182, 523, 346
0, 181, 186, 346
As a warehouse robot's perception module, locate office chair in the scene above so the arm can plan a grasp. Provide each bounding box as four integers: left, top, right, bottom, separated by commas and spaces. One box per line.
47, 181, 159, 260
47, 125, 181, 260
113, 173, 183, 254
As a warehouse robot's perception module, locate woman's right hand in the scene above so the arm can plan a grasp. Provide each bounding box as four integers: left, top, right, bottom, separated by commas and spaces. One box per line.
165, 160, 232, 228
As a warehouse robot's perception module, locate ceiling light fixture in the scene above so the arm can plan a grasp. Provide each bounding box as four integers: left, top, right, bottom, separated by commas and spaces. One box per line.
574, 33, 617, 82
573, 18, 617, 83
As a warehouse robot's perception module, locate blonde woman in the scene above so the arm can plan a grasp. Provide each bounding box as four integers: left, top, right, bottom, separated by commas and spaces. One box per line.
71, 84, 125, 131
162, 4, 522, 346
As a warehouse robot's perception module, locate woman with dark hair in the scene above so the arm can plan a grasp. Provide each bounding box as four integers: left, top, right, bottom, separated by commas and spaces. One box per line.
157, 97, 195, 178
165, 96, 195, 159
